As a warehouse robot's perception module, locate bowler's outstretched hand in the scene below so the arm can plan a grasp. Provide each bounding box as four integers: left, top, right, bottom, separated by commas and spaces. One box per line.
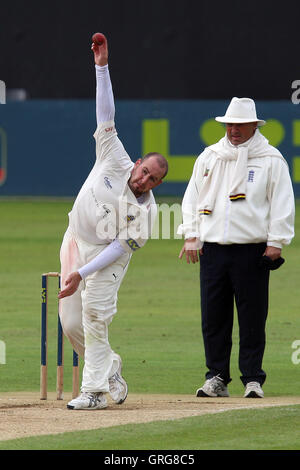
91, 33, 108, 66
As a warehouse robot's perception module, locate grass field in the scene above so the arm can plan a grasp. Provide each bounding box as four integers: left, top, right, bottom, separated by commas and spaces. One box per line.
1, 405, 300, 451
0, 197, 299, 450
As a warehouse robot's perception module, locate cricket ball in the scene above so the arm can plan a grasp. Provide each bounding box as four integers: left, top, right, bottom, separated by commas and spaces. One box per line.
92, 33, 105, 45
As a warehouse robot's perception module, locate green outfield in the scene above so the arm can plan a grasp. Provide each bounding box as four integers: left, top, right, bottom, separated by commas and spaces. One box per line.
0, 197, 299, 450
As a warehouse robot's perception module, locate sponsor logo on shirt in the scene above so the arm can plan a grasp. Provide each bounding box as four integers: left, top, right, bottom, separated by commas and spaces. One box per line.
104, 176, 112, 189
248, 170, 255, 182
91, 188, 100, 208
91, 189, 112, 217
98, 204, 112, 220
126, 238, 140, 251
204, 168, 210, 177
126, 215, 136, 222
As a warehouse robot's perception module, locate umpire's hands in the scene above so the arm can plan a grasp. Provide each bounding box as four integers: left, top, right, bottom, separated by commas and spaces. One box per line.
179, 237, 202, 264
58, 272, 82, 299
263, 245, 281, 260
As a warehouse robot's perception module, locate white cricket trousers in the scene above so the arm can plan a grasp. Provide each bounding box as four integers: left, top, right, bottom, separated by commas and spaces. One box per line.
59, 227, 131, 393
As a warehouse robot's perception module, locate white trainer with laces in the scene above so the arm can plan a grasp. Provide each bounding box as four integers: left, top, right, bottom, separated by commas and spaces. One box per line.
67, 392, 108, 410
109, 355, 128, 404
196, 375, 229, 397
244, 381, 264, 398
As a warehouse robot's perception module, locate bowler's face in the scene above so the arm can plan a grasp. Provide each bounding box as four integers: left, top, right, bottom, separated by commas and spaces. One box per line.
226, 122, 257, 145
128, 157, 163, 198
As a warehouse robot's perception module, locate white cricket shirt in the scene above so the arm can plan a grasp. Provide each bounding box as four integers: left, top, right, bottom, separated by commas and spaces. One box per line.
68, 120, 157, 253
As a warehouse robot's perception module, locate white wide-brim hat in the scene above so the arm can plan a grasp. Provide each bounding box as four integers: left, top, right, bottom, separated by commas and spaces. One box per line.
215, 97, 266, 126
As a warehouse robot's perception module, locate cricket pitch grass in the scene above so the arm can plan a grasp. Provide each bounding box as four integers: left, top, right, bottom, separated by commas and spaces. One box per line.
1, 392, 300, 442
0, 198, 300, 449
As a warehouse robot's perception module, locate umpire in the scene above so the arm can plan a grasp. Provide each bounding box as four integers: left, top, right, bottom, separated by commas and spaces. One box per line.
178, 97, 295, 398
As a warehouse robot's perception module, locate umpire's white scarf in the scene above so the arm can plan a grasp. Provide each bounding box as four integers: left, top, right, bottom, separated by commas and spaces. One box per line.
197, 129, 284, 215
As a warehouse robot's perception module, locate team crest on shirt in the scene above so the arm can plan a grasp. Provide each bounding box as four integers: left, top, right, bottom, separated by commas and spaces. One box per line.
126, 238, 140, 251
204, 168, 210, 177
248, 170, 255, 182
104, 176, 112, 189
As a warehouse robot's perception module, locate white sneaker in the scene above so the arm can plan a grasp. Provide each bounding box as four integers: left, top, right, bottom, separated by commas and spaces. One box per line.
196, 375, 229, 397
244, 381, 264, 398
67, 392, 107, 410
108, 355, 128, 404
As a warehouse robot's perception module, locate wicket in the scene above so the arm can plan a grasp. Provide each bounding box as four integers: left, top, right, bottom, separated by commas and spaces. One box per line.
40, 272, 79, 400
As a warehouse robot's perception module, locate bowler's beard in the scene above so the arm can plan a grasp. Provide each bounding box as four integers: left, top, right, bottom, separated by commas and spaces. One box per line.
128, 173, 143, 198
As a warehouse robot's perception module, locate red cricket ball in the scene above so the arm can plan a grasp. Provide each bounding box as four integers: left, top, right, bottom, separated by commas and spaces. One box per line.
92, 33, 105, 45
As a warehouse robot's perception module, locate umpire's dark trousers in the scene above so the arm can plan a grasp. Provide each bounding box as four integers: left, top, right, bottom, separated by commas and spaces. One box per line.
200, 242, 270, 386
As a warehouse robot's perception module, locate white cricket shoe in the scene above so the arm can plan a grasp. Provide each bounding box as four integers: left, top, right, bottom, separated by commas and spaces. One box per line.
244, 381, 264, 398
67, 392, 107, 410
196, 375, 229, 397
108, 355, 128, 404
